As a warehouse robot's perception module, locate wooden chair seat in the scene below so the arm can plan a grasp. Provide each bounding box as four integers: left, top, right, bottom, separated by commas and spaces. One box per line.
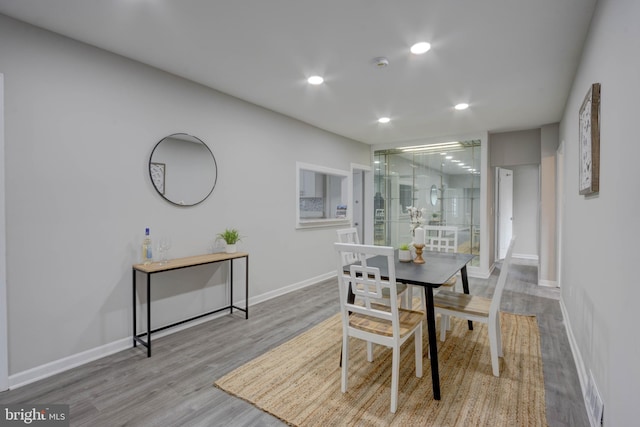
356, 282, 407, 299
433, 290, 491, 318
441, 276, 457, 288
349, 304, 424, 337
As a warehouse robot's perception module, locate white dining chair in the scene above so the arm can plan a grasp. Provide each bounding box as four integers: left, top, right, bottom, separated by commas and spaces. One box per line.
424, 225, 458, 253
335, 228, 422, 361
336, 228, 413, 304
335, 242, 425, 413
433, 237, 516, 377
423, 225, 459, 294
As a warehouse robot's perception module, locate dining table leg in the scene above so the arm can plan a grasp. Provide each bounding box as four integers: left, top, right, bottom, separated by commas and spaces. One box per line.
425, 286, 441, 400
460, 265, 473, 330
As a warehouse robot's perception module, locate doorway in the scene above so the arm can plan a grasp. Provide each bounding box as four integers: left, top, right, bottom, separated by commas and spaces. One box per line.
496, 167, 513, 260
351, 163, 372, 244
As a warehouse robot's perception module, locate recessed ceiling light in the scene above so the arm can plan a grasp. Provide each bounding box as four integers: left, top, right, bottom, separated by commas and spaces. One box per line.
454, 103, 469, 110
378, 117, 391, 124
445, 155, 453, 160
307, 75, 324, 85
411, 42, 431, 55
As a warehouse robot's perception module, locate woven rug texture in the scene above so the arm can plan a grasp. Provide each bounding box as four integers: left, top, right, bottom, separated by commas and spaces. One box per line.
215, 312, 547, 426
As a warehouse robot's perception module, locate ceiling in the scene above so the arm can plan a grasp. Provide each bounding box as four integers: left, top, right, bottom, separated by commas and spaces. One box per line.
0, 0, 597, 145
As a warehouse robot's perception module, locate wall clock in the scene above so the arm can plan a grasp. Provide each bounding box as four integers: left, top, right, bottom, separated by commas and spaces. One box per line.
578, 83, 601, 195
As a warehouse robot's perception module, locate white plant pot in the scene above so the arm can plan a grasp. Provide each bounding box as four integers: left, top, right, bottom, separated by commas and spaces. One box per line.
398, 249, 412, 262
225, 244, 237, 254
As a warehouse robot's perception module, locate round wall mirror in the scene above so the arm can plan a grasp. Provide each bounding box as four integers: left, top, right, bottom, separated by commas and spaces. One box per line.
430, 184, 438, 206
149, 133, 218, 206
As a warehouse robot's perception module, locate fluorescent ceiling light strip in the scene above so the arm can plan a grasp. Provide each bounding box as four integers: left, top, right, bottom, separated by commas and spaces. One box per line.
400, 142, 462, 153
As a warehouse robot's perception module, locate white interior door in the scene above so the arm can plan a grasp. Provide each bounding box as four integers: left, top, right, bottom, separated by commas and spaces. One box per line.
497, 167, 513, 259
0, 73, 8, 391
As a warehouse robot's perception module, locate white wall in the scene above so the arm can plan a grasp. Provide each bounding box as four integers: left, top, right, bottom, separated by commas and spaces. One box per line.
559, 0, 640, 425
512, 165, 539, 259
490, 129, 541, 167
0, 15, 370, 380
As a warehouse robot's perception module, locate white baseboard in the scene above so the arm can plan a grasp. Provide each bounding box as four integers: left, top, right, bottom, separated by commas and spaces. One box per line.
9, 337, 131, 389
559, 297, 591, 425
538, 279, 558, 287
467, 264, 492, 279
8, 272, 336, 390
513, 253, 539, 261
246, 271, 335, 307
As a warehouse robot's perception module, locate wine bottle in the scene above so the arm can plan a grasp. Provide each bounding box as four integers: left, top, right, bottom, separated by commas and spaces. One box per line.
142, 227, 153, 264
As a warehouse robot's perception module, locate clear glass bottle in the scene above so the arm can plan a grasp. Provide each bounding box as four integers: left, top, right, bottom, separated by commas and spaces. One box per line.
142, 227, 153, 264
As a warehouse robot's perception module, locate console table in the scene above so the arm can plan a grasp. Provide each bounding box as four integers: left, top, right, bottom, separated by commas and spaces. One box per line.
132, 252, 249, 357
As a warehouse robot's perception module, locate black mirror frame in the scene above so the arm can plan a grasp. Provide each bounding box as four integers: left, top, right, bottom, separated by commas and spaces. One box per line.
149, 133, 218, 207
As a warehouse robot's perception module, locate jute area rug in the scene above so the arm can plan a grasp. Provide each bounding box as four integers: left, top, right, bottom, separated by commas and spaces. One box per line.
215, 312, 547, 426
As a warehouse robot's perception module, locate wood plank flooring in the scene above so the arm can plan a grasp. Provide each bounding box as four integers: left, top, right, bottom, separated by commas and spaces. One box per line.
0, 262, 589, 426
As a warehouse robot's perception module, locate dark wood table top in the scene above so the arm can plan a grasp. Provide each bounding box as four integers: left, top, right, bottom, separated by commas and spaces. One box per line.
358, 250, 474, 287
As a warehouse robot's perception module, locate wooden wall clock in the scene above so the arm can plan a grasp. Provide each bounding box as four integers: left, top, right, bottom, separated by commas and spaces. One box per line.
578, 83, 601, 195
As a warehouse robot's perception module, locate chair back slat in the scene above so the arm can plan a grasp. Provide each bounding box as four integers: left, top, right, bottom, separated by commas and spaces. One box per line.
335, 243, 398, 333
489, 237, 516, 317
423, 225, 458, 253
336, 228, 361, 265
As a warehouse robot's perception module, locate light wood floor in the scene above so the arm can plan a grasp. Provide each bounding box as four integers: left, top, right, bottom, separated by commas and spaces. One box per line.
0, 262, 589, 426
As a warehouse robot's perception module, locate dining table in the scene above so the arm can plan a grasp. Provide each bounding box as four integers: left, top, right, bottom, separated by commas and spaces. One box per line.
348, 250, 475, 400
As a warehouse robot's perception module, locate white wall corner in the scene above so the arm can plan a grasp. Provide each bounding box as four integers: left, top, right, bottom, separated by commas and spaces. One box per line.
468, 264, 492, 280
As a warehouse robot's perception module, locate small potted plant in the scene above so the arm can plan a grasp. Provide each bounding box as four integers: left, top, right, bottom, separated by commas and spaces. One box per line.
398, 243, 412, 262
216, 228, 242, 253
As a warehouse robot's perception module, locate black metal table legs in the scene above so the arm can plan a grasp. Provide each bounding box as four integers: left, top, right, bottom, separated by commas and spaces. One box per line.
460, 265, 473, 330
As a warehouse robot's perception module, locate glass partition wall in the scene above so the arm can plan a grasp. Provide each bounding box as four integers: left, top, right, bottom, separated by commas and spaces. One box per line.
374, 140, 481, 266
